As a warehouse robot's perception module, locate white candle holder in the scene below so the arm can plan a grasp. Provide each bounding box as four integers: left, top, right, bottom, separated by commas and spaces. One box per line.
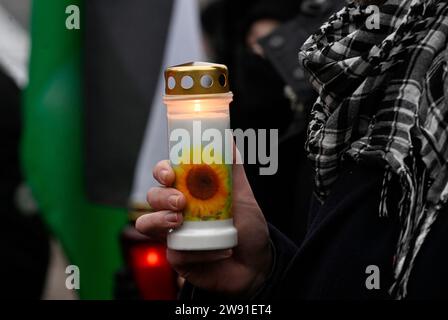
163, 62, 237, 251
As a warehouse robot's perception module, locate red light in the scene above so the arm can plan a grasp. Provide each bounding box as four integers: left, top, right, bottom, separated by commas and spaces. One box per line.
129, 244, 177, 299
145, 250, 160, 267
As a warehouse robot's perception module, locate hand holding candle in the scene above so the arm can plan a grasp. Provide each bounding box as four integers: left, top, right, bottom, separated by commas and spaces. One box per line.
137, 155, 272, 296
136, 62, 272, 296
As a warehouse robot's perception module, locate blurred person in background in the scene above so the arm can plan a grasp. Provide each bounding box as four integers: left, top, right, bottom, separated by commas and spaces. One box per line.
200, 0, 345, 244
0, 1, 49, 299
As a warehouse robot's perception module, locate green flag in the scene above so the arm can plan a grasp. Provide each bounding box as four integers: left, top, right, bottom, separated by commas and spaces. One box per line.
22, 0, 126, 299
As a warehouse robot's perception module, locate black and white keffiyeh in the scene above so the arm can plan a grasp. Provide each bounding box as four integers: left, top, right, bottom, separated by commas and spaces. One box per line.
299, 0, 448, 298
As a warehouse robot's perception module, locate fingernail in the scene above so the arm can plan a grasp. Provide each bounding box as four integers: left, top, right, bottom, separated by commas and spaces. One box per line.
222, 249, 233, 258
168, 195, 180, 208
159, 169, 169, 183
165, 213, 178, 223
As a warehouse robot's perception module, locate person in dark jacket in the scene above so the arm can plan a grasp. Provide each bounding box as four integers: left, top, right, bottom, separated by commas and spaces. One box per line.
136, 0, 448, 300
201, 0, 344, 245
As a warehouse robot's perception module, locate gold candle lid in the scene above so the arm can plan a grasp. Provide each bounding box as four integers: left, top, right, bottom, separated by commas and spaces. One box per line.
164, 62, 229, 95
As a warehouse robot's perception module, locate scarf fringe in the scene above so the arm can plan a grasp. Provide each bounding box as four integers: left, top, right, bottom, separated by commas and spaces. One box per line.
381, 160, 442, 299
378, 169, 393, 218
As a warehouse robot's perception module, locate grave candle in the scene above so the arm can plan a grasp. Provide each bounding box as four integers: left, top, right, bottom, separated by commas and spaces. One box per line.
163, 62, 237, 250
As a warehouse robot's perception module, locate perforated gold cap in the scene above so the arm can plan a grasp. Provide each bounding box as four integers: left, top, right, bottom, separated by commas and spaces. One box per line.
164, 62, 229, 95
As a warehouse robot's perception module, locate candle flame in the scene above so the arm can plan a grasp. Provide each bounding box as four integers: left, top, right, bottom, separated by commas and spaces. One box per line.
194, 102, 201, 112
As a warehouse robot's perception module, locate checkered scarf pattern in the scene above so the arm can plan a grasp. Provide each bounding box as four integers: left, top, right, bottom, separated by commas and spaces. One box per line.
299, 0, 448, 298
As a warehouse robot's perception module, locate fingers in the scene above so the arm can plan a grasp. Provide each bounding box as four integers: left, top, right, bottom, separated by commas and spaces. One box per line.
167, 249, 233, 267
147, 187, 186, 211
140, 160, 184, 239
153, 160, 176, 186
135, 210, 183, 238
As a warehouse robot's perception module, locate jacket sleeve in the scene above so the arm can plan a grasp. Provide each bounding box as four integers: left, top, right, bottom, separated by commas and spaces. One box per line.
251, 224, 298, 299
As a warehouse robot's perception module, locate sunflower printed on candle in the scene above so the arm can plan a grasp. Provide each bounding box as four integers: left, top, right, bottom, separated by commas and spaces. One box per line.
174, 162, 232, 221
172, 143, 232, 221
